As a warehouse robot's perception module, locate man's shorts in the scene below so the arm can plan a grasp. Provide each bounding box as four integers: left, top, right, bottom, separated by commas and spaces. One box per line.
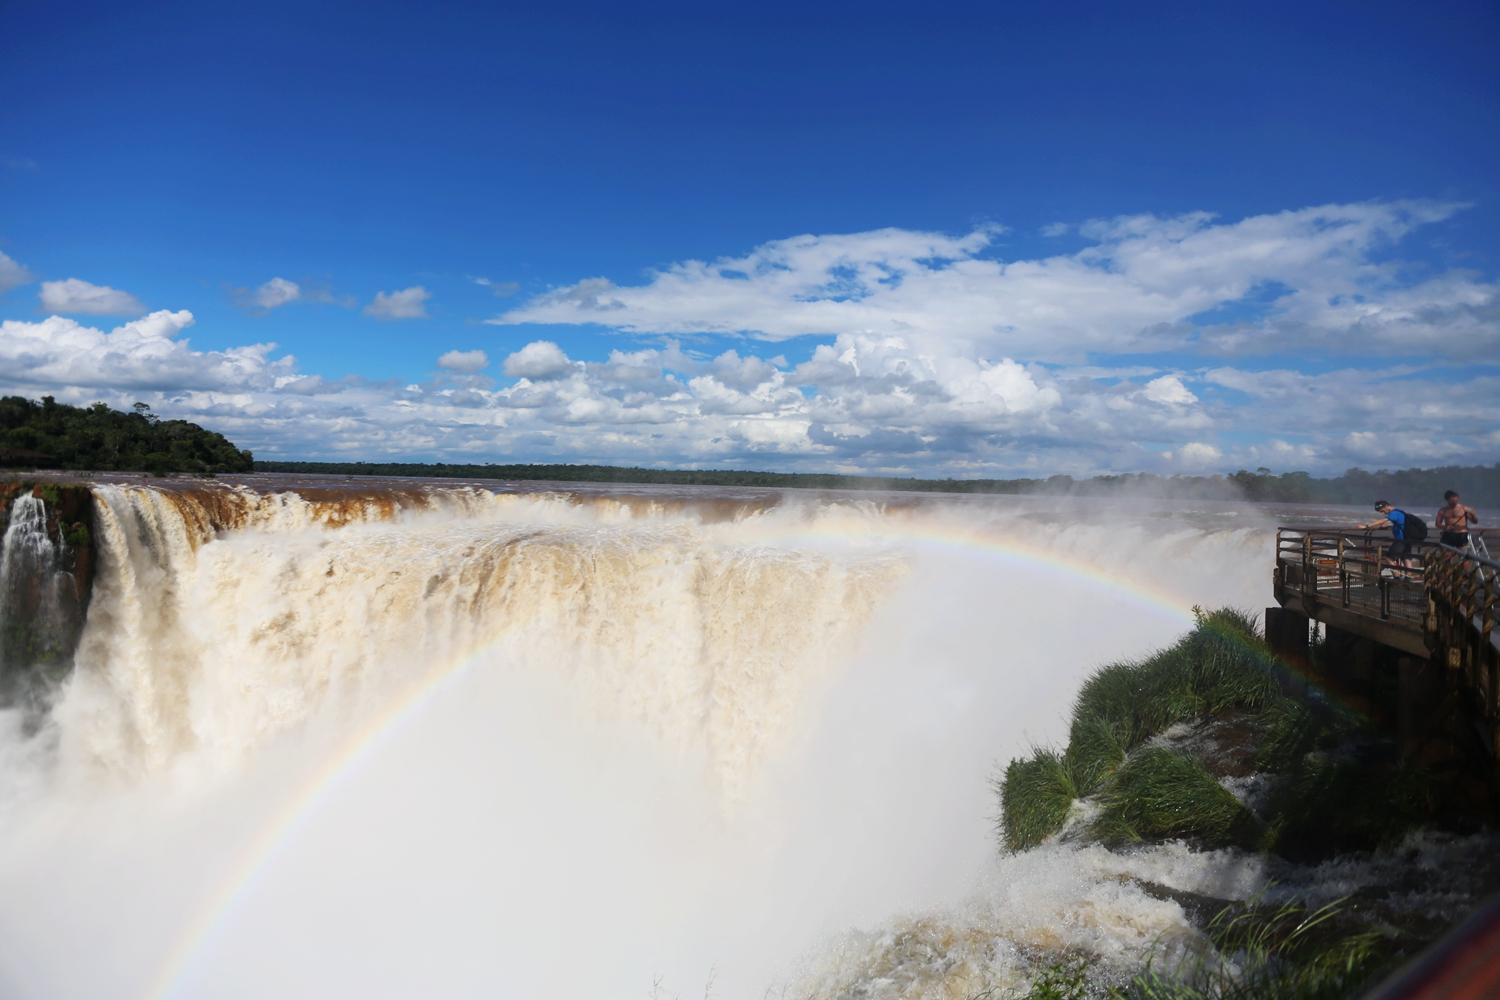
1389, 540, 1411, 558
1440, 532, 1469, 548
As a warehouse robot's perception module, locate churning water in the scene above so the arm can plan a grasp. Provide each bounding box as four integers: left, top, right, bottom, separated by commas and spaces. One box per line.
0, 482, 1292, 998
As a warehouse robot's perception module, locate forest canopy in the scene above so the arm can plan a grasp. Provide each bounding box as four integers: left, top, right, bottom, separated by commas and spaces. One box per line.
0, 396, 253, 475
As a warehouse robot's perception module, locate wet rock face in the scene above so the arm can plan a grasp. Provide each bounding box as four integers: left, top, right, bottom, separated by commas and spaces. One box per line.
0, 483, 94, 707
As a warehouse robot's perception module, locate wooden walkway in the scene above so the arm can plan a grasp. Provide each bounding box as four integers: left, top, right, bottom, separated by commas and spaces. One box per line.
1273, 527, 1500, 761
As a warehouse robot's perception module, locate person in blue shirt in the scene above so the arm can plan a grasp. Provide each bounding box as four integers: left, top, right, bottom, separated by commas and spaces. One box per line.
1358, 500, 1412, 573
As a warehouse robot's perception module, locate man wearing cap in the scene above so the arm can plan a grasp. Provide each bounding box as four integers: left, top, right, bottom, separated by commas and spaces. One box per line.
1357, 501, 1412, 573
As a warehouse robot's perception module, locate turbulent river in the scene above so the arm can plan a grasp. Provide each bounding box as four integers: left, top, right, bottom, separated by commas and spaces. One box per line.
0, 480, 1361, 998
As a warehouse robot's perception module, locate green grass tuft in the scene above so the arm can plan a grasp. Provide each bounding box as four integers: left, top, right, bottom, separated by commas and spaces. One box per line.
1263, 753, 1436, 857
1072, 647, 1201, 751
1133, 897, 1397, 1000
1065, 715, 1128, 796
1091, 745, 1262, 848
999, 607, 1292, 853
1183, 608, 1284, 714
999, 748, 1077, 851
1251, 700, 1319, 774
1018, 959, 1116, 1000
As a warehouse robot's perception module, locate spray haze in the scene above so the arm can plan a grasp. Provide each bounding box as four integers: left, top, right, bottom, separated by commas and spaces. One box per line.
0, 482, 1274, 998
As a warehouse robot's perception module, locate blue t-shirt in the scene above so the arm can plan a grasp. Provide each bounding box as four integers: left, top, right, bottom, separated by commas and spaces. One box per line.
1387, 509, 1406, 539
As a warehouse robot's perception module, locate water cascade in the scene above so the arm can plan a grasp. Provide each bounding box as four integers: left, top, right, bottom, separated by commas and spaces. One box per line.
0, 488, 92, 708
0, 481, 1418, 1000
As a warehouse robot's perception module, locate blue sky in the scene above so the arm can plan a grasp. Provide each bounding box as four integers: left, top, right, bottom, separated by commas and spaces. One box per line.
1, 0, 1497, 476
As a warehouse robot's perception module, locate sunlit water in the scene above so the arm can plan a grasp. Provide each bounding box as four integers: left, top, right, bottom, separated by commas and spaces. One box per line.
0, 481, 1412, 998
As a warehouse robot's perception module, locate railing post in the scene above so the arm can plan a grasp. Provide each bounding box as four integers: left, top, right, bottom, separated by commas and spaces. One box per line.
1340, 535, 1350, 608
1302, 533, 1313, 602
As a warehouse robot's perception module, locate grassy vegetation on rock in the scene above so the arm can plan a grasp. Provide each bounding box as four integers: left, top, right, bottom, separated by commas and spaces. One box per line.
981, 895, 1400, 1000
1092, 745, 1263, 849
1129, 897, 1395, 1000
999, 749, 1078, 851
997, 608, 1455, 857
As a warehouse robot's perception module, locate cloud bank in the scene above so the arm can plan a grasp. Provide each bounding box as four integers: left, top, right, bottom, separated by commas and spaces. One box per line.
494, 200, 1498, 362
1, 201, 1494, 476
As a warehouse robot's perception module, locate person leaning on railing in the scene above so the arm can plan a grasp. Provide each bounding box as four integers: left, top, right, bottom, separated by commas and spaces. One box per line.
1435, 490, 1479, 549
1356, 500, 1416, 576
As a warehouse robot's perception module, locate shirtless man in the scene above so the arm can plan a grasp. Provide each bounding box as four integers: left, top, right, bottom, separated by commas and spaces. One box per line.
1435, 490, 1479, 549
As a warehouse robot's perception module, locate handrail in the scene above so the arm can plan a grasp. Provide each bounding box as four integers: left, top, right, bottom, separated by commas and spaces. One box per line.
1274, 528, 1500, 766
1278, 524, 1500, 680
1274, 527, 1498, 650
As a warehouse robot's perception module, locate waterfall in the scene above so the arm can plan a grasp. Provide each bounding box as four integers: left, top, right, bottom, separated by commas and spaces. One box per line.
58, 484, 906, 786
0, 482, 1300, 1000
0, 493, 84, 708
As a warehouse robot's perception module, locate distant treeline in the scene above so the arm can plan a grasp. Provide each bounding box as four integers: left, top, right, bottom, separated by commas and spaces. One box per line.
0, 396, 254, 475
253, 460, 1500, 506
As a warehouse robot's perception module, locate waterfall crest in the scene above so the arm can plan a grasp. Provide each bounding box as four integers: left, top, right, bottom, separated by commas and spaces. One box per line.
55, 484, 905, 789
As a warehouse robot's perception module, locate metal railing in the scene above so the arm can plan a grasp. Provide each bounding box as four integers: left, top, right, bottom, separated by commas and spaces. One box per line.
1274, 527, 1434, 628
1424, 539, 1500, 721
1275, 525, 1499, 661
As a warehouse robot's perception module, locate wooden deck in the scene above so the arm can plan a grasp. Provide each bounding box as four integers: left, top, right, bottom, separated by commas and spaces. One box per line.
1273, 527, 1500, 761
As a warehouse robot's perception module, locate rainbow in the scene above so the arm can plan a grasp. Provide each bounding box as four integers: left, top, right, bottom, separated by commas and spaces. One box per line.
143, 516, 1222, 999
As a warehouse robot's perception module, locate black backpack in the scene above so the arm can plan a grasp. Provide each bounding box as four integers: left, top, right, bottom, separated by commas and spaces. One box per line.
1398, 510, 1428, 542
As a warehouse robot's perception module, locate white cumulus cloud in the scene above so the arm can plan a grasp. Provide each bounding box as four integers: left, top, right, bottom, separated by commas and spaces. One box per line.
1143, 375, 1197, 406
0, 311, 293, 393
438, 349, 490, 372
38, 278, 146, 316
1178, 442, 1225, 466
503, 341, 576, 380
0, 250, 35, 295
253, 277, 301, 310
364, 286, 430, 320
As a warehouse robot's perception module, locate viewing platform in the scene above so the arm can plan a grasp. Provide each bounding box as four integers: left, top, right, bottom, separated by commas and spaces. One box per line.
1271, 527, 1500, 777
